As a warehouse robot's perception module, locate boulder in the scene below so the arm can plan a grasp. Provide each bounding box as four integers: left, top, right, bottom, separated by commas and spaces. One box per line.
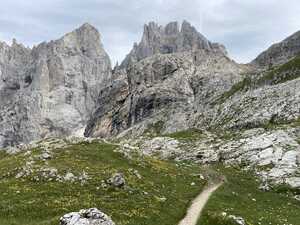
107, 173, 126, 188
60, 208, 115, 225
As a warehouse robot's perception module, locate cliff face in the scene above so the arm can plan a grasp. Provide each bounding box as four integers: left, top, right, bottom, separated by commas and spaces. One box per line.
85, 21, 247, 138
0, 23, 112, 147
253, 30, 300, 67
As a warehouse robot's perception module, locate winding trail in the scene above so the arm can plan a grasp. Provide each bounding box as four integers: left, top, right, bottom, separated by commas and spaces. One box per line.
178, 182, 223, 225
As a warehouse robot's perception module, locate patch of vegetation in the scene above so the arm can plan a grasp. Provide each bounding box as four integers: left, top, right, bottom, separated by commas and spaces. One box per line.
273, 183, 300, 196
216, 76, 252, 104
0, 142, 205, 225
291, 117, 300, 128
0, 151, 8, 160
261, 116, 300, 130
164, 129, 204, 141
198, 166, 300, 225
257, 55, 300, 85
198, 212, 243, 225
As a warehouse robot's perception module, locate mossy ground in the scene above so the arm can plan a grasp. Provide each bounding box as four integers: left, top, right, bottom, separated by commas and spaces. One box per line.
0, 141, 205, 225
164, 129, 205, 141
198, 165, 300, 225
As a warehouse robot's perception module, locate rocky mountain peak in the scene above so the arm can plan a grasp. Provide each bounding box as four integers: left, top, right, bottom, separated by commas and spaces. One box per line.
120, 20, 227, 68
57, 23, 106, 58
252, 30, 300, 67
0, 23, 112, 148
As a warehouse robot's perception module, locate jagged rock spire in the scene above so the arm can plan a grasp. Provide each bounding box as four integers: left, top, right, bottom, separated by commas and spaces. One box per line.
120, 20, 227, 68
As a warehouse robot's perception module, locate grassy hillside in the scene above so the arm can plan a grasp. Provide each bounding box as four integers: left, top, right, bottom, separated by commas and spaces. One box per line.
198, 166, 300, 225
0, 141, 205, 225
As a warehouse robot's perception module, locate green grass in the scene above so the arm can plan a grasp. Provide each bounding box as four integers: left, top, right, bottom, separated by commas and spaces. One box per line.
198, 166, 300, 225
0, 141, 205, 225
164, 129, 205, 141
0, 151, 9, 161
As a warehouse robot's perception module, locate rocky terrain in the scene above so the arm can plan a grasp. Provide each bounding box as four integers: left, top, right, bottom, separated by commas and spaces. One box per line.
0, 20, 300, 225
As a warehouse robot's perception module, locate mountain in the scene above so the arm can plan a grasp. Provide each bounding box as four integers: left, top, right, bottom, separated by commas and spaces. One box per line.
86, 23, 300, 139
0, 20, 300, 225
0, 23, 111, 147
85, 21, 247, 138
3, 21, 298, 148
253, 30, 300, 67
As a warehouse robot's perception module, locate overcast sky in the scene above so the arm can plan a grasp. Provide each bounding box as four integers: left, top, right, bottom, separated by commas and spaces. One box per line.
1, 0, 300, 65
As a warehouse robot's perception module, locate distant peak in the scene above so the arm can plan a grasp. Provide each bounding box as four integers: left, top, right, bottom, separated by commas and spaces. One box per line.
181, 20, 192, 28
76, 23, 99, 33
165, 21, 179, 35
80, 22, 95, 29
120, 20, 228, 68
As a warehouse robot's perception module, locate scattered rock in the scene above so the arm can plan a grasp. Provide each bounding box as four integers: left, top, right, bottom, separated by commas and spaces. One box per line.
64, 172, 76, 182
41, 152, 52, 160
294, 195, 300, 201
228, 215, 246, 225
134, 170, 142, 179
142, 137, 181, 159
259, 182, 271, 192
107, 173, 126, 188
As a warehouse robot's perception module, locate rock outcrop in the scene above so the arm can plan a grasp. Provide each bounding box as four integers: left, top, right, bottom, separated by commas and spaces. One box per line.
0, 23, 111, 148
120, 126, 300, 189
60, 208, 115, 225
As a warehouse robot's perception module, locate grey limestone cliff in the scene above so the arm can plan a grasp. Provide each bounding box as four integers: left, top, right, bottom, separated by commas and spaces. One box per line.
0, 23, 111, 147
85, 21, 246, 138
86, 21, 300, 139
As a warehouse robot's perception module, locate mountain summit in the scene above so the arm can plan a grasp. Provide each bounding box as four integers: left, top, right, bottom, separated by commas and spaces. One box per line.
120, 21, 227, 68
0, 23, 111, 147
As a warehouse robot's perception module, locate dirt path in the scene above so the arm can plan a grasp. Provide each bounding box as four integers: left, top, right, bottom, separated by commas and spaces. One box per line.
178, 182, 223, 225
